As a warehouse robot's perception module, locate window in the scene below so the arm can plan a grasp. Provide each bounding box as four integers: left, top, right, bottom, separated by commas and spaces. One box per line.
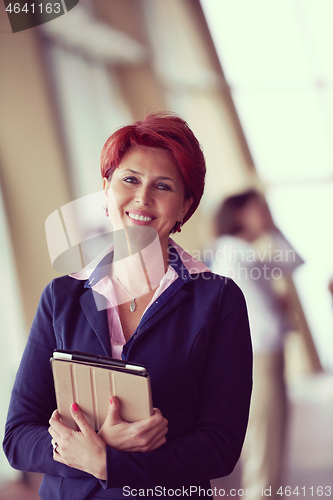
201, 0, 333, 368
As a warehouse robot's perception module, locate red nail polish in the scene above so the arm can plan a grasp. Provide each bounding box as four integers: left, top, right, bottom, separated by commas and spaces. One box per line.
109, 398, 113, 405
72, 403, 79, 412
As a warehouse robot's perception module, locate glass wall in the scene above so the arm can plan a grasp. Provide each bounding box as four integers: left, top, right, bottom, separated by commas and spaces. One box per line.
201, 0, 333, 368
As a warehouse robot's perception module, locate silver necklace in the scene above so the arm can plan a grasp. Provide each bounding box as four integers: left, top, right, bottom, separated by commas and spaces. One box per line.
115, 277, 150, 312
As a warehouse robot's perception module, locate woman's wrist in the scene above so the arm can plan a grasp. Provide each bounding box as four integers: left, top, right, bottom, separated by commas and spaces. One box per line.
94, 446, 107, 480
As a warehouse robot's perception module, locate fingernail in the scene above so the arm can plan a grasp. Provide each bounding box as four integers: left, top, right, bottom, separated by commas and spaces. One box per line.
109, 398, 113, 405
72, 403, 79, 412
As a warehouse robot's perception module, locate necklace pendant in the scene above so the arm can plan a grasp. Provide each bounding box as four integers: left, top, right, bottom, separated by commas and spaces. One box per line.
130, 300, 136, 312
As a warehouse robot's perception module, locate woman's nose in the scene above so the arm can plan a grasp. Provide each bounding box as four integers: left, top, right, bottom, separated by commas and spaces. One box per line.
135, 185, 153, 206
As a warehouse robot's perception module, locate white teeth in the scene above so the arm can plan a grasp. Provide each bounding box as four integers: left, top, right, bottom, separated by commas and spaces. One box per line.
128, 212, 152, 222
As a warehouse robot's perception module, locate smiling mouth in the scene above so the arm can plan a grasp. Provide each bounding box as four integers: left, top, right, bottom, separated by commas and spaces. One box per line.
127, 212, 154, 222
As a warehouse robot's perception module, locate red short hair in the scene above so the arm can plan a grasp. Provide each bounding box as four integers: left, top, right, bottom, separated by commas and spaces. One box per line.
100, 113, 206, 224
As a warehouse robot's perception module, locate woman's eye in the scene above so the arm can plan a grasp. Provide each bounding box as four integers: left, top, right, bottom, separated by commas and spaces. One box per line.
123, 176, 139, 184
156, 183, 171, 191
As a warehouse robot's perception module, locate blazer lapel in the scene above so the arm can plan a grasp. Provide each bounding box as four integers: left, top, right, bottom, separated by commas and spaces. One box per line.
79, 288, 111, 356
122, 280, 191, 360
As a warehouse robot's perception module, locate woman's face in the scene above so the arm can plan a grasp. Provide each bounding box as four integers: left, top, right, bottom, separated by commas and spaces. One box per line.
103, 146, 193, 251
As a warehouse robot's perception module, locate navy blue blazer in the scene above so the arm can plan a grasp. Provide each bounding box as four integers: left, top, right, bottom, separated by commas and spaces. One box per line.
3, 247, 252, 500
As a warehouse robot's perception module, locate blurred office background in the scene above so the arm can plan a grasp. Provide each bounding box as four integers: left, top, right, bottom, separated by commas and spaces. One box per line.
0, 0, 332, 498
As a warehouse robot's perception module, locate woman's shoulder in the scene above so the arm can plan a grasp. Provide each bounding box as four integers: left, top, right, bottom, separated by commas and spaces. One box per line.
184, 273, 248, 330
42, 274, 88, 300
189, 270, 246, 303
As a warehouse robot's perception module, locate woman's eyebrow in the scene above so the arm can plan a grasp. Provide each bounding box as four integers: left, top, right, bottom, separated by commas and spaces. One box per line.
122, 168, 141, 175
155, 176, 175, 183
122, 169, 176, 184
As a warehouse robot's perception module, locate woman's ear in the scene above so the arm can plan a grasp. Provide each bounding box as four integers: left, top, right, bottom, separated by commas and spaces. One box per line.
103, 178, 110, 217
102, 177, 109, 193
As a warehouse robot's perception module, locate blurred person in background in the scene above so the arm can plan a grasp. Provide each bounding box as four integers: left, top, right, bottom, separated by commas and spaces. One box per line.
328, 278, 333, 306
210, 189, 304, 500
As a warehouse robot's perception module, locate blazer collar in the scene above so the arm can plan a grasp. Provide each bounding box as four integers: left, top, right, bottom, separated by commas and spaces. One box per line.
70, 238, 211, 290
71, 241, 210, 357
123, 246, 203, 357
83, 251, 113, 289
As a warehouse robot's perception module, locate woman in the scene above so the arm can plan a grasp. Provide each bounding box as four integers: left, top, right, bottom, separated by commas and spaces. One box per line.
4, 114, 252, 500
211, 190, 303, 500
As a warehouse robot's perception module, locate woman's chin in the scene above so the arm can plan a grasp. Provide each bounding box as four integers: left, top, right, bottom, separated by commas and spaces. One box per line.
124, 225, 160, 252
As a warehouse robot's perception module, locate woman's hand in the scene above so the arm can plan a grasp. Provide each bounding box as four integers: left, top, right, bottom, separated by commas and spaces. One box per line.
48, 404, 107, 480
98, 396, 168, 452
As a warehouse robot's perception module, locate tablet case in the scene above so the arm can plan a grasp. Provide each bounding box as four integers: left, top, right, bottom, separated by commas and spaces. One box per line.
51, 357, 153, 431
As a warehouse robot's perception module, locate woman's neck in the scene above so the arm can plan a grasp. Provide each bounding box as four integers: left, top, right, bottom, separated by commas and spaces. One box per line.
112, 227, 168, 297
